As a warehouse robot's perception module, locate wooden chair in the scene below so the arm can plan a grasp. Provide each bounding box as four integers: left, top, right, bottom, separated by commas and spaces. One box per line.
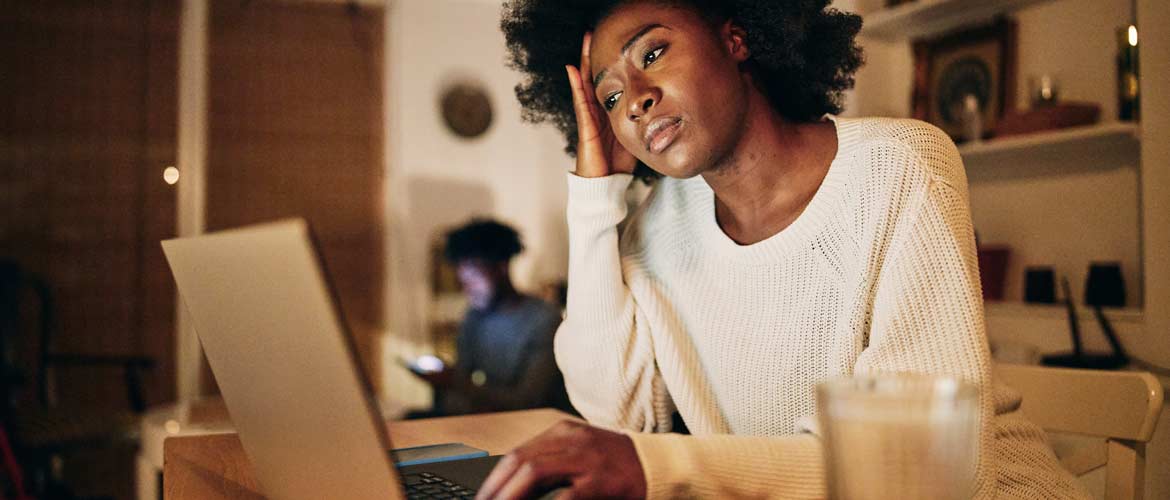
0, 259, 154, 498
995, 364, 1164, 500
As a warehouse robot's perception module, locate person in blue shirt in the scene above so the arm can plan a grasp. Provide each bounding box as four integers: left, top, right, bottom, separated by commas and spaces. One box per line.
410, 219, 571, 416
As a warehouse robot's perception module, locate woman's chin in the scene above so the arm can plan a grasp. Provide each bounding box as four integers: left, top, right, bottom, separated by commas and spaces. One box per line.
647, 152, 707, 179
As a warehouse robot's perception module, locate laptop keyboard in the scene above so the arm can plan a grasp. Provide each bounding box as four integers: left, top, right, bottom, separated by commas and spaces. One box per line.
401, 471, 477, 500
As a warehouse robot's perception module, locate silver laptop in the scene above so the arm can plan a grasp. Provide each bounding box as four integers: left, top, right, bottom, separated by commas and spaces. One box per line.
162, 218, 502, 500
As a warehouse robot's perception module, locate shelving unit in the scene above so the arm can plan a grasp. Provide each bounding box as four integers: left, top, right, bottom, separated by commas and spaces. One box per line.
853, 1, 1170, 490
958, 122, 1141, 170
854, 0, 1159, 325
861, 0, 1058, 41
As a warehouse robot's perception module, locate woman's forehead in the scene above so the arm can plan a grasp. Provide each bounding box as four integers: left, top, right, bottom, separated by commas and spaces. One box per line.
592, 3, 710, 58
595, 2, 705, 36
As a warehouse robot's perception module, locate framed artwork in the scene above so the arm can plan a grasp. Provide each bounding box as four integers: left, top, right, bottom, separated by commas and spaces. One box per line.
912, 19, 1017, 141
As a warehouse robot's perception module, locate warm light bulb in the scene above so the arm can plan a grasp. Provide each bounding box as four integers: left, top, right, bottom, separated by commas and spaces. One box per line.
1128, 25, 1138, 47
163, 166, 180, 185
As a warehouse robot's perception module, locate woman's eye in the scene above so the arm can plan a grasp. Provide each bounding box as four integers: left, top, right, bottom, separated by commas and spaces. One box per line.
643, 46, 665, 67
603, 92, 622, 111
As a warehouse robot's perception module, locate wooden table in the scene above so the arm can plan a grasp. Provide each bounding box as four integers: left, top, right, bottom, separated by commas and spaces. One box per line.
163, 409, 577, 499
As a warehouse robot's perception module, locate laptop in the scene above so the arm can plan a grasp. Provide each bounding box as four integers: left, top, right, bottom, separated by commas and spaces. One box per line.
162, 218, 503, 500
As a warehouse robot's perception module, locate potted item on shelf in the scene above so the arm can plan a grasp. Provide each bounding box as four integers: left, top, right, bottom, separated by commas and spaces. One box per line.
976, 244, 1010, 301
994, 103, 1100, 138
993, 75, 1100, 138
1023, 266, 1056, 304
912, 18, 1017, 143
1085, 262, 1125, 307
1117, 25, 1140, 121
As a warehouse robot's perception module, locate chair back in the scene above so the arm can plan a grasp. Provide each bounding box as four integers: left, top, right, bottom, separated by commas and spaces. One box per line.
995, 364, 1164, 500
0, 260, 52, 413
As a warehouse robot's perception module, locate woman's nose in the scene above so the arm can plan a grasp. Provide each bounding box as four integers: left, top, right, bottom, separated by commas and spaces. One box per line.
626, 83, 660, 120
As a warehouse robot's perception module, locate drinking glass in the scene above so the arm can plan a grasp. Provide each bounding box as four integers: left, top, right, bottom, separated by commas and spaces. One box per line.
816, 374, 981, 500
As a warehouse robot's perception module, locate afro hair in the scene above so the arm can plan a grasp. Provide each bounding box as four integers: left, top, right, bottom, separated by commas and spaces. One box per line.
501, 0, 864, 180
444, 219, 525, 263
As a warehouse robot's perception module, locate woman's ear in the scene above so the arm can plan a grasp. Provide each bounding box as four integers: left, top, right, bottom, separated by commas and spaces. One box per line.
723, 22, 750, 62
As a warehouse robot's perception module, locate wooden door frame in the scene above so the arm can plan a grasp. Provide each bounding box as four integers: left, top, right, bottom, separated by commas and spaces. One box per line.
175, 0, 388, 402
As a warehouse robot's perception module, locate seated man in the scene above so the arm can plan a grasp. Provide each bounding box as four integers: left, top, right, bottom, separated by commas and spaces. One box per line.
411, 219, 571, 416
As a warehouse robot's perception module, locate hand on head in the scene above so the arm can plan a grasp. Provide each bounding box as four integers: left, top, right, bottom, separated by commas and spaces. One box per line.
475, 420, 646, 499
566, 33, 638, 179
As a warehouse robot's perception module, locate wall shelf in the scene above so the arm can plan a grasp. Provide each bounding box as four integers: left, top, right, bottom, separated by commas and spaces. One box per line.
862, 0, 1057, 41
959, 122, 1141, 174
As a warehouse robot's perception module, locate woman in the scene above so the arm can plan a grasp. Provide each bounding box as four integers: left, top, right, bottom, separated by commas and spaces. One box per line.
476, 1, 1086, 498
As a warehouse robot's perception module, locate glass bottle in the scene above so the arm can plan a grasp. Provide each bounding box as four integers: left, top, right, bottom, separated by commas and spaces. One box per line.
1117, 25, 1140, 121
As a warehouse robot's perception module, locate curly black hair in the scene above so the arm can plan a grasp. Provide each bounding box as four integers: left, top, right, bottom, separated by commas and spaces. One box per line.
444, 219, 525, 263
501, 0, 864, 180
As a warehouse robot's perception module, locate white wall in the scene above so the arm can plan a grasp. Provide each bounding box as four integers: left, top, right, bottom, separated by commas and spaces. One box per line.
381, 0, 573, 405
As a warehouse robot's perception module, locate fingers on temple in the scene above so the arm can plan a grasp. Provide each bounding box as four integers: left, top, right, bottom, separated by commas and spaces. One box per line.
580, 33, 602, 128
566, 65, 599, 143
580, 32, 593, 92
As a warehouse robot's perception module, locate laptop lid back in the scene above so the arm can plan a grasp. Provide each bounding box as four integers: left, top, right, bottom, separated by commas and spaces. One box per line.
162, 219, 401, 500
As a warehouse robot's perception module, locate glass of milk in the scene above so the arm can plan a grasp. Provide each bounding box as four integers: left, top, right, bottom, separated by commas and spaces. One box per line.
816, 374, 981, 500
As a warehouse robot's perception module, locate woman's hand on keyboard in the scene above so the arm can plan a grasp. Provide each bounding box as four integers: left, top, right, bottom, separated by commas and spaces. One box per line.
475, 419, 646, 499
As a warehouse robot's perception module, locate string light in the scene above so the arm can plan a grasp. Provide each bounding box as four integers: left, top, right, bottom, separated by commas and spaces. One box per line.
164, 166, 180, 185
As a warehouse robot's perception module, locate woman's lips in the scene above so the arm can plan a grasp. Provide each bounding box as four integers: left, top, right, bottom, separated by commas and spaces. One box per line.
643, 117, 683, 154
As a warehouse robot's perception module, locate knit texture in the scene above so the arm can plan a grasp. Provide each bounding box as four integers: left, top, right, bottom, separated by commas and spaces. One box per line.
555, 116, 1089, 499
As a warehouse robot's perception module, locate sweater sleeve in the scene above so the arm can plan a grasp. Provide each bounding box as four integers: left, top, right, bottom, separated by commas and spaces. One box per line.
629, 432, 826, 499
554, 173, 671, 432
853, 174, 996, 496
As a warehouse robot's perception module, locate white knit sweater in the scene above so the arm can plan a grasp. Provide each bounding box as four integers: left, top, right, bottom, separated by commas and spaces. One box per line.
554, 116, 1088, 499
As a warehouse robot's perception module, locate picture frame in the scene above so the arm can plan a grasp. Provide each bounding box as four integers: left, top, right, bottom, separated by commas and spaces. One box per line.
912, 18, 1018, 142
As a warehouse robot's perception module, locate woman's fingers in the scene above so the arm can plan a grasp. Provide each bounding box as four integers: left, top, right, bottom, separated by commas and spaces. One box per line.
579, 31, 592, 83
566, 64, 612, 178
476, 452, 521, 500
477, 421, 646, 499
569, 31, 639, 177
492, 452, 577, 500
579, 32, 601, 129
565, 65, 600, 145
475, 444, 576, 500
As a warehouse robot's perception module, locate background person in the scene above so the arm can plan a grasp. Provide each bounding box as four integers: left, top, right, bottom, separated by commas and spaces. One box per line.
408, 219, 571, 417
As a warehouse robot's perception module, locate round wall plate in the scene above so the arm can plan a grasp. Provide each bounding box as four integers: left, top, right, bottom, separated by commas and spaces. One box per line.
440, 83, 493, 139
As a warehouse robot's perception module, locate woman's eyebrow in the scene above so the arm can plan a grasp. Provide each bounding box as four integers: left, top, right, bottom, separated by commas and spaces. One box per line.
592, 23, 670, 87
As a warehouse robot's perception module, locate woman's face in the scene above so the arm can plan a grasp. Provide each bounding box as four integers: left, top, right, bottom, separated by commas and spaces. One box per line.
590, 2, 751, 178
